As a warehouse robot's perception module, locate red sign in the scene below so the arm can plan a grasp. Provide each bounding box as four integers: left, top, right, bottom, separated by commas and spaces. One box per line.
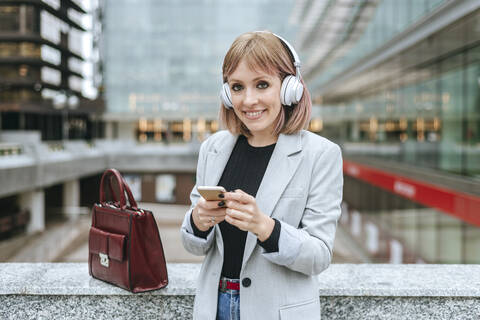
343, 160, 480, 227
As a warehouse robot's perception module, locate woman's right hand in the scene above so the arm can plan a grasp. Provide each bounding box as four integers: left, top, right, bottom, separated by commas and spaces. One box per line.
192, 197, 227, 231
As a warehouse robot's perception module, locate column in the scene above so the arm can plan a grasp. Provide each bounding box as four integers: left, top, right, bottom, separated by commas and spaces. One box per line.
63, 179, 80, 220
105, 122, 114, 139
350, 121, 360, 141
118, 121, 136, 140
19, 190, 45, 234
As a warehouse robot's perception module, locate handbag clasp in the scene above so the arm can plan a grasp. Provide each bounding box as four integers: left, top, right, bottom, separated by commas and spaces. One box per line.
99, 252, 109, 267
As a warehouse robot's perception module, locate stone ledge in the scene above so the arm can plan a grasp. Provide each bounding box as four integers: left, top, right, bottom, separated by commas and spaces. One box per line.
3, 263, 480, 297
2, 263, 480, 319
318, 263, 480, 297
0, 263, 198, 296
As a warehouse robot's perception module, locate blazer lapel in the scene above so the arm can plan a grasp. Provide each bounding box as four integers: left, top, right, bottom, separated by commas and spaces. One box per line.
204, 132, 238, 186
241, 132, 303, 270
204, 132, 238, 257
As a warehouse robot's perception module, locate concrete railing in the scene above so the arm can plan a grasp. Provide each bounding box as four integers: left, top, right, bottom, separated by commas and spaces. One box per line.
2, 263, 480, 319
0, 133, 201, 198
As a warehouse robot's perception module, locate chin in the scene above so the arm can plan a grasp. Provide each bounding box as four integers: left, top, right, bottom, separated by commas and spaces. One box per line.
244, 123, 266, 132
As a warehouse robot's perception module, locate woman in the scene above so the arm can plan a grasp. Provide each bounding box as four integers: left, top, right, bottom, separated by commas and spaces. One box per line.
181, 31, 343, 320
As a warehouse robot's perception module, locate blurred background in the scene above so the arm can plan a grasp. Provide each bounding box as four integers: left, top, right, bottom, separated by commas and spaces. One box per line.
0, 0, 479, 265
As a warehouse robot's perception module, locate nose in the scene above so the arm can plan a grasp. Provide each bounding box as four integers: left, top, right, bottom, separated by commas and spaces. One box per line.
243, 87, 259, 107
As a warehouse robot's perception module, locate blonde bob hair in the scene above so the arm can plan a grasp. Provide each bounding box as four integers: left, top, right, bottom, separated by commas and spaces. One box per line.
219, 31, 311, 137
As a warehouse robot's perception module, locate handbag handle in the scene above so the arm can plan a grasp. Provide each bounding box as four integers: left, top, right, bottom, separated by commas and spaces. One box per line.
99, 168, 138, 210
121, 176, 138, 210
109, 175, 139, 211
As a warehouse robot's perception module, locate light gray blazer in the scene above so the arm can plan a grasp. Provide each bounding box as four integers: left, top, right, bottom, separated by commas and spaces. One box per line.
181, 129, 343, 320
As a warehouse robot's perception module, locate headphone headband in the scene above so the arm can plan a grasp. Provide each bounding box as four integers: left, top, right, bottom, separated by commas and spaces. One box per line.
254, 31, 301, 79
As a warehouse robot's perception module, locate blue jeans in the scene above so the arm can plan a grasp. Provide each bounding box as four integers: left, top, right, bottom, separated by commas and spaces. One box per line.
216, 289, 240, 320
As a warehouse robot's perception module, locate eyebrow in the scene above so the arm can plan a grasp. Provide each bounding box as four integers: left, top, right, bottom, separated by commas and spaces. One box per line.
229, 76, 271, 83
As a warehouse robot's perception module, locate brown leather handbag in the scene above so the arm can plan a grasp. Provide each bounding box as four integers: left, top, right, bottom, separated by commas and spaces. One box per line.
88, 168, 168, 292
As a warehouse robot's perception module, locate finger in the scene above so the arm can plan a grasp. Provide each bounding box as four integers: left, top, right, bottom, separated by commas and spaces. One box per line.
210, 208, 227, 217
235, 189, 254, 203
225, 200, 251, 213
225, 214, 249, 231
214, 215, 226, 224
223, 191, 253, 204
199, 199, 227, 210
197, 199, 218, 210
198, 198, 222, 211
226, 208, 251, 222
197, 197, 207, 207
198, 207, 227, 218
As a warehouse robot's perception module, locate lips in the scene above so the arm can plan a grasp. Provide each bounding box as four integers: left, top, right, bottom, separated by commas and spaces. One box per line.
243, 110, 265, 120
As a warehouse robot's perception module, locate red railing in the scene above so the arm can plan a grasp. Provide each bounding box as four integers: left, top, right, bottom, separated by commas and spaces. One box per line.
343, 160, 480, 227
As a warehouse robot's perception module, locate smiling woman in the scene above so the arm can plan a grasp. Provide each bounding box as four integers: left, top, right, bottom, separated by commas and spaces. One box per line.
181, 30, 343, 320
219, 31, 311, 146
227, 60, 283, 146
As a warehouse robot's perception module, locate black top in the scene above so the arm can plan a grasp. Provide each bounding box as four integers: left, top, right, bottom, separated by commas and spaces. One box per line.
191, 134, 281, 279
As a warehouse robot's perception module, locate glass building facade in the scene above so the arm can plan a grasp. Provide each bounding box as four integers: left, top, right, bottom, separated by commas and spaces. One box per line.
299, 0, 480, 264
103, 0, 297, 122
309, 0, 448, 91
310, 0, 480, 178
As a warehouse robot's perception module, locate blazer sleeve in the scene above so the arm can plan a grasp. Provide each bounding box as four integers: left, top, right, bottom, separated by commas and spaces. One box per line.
180, 140, 215, 256
261, 143, 343, 276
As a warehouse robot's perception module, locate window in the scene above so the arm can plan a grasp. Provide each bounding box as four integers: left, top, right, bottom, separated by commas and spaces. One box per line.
25, 5, 39, 33
0, 6, 20, 31
19, 42, 41, 57
0, 43, 40, 58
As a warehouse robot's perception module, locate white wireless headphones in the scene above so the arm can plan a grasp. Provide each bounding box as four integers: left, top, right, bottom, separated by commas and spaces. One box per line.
220, 31, 304, 109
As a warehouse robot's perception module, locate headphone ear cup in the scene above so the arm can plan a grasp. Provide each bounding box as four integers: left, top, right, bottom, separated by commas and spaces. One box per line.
220, 82, 234, 109
280, 75, 304, 106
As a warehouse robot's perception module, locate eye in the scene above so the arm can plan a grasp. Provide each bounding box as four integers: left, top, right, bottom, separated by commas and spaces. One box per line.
257, 81, 269, 89
231, 83, 243, 92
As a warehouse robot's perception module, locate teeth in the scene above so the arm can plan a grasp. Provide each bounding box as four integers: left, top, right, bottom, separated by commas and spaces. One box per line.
246, 111, 263, 117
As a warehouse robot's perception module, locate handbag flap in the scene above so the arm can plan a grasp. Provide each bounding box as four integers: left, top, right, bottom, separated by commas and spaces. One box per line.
89, 227, 126, 261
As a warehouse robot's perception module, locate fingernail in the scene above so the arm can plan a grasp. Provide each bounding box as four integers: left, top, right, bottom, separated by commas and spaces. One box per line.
218, 201, 225, 207
218, 193, 225, 198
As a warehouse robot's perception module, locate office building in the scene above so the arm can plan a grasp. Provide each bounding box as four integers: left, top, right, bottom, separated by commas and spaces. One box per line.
0, 0, 103, 240
101, 0, 299, 142
298, 0, 480, 263
0, 0, 104, 140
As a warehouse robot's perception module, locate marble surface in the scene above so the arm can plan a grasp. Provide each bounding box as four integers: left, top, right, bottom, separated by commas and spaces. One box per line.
0, 263, 199, 296
2, 263, 480, 297
1, 295, 194, 320
320, 296, 480, 320
317, 263, 480, 297
2, 263, 480, 319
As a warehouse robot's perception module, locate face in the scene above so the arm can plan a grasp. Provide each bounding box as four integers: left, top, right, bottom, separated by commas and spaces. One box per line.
227, 59, 282, 142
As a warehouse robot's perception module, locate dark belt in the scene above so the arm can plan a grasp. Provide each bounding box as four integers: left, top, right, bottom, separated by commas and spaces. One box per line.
219, 278, 240, 291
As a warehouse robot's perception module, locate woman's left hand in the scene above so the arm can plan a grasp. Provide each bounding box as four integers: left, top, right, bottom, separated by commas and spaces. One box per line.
222, 189, 275, 242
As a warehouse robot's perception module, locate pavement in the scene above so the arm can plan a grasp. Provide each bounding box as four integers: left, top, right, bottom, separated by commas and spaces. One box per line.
2, 203, 366, 264
1, 216, 91, 262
